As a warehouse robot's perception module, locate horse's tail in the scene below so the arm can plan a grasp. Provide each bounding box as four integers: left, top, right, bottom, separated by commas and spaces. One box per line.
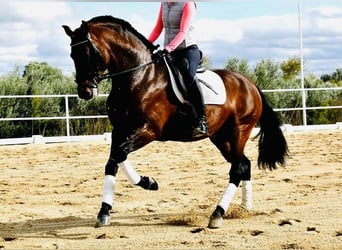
256, 87, 289, 170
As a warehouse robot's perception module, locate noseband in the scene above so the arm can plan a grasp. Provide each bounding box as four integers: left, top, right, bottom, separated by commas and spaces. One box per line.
70, 33, 155, 89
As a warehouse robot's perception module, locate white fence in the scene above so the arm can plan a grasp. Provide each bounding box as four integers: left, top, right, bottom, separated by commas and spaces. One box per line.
0, 87, 341, 145
0, 93, 108, 137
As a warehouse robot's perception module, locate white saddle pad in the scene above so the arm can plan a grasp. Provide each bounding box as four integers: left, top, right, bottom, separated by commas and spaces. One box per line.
163, 57, 226, 105
197, 70, 226, 105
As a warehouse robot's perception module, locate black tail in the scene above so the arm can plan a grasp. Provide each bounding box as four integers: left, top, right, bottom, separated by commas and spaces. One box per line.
256, 87, 289, 170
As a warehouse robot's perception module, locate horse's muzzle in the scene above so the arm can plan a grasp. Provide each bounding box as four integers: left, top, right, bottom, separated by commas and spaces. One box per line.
77, 81, 98, 100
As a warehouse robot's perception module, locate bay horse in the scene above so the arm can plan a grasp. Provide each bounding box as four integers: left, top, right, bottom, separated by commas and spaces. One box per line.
62, 15, 288, 229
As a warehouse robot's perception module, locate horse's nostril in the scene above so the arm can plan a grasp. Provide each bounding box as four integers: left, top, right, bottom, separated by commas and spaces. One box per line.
78, 88, 93, 100
84, 91, 93, 100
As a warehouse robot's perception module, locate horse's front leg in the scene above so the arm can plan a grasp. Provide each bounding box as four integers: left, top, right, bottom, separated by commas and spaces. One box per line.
117, 123, 160, 191
96, 126, 158, 227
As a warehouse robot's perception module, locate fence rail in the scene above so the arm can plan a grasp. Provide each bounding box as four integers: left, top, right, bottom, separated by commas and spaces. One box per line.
262, 87, 342, 113
0, 94, 108, 137
0, 87, 341, 145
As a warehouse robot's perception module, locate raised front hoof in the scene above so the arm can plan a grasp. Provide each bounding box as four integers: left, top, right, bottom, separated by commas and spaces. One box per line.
208, 216, 223, 229
94, 215, 110, 228
137, 176, 158, 190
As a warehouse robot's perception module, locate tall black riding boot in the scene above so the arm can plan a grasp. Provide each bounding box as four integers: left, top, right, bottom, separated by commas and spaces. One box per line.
188, 77, 208, 137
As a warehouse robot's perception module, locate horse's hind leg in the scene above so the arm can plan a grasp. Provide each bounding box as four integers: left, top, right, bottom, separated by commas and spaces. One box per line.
241, 179, 252, 210
208, 127, 253, 228
209, 156, 252, 228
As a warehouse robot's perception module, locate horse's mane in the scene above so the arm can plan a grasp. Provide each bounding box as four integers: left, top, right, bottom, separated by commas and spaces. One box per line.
87, 15, 157, 52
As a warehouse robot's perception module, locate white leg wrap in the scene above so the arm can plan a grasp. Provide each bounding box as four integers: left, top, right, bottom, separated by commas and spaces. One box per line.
102, 175, 115, 207
119, 160, 141, 185
241, 180, 252, 210
218, 183, 237, 212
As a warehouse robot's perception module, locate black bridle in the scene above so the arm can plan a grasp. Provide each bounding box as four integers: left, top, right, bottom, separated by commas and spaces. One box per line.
70, 33, 155, 89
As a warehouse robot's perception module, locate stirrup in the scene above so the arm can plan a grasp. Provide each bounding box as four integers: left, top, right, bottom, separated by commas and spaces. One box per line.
192, 118, 208, 137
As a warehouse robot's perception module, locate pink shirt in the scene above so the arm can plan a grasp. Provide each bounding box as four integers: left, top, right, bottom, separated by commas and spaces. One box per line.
148, 2, 196, 52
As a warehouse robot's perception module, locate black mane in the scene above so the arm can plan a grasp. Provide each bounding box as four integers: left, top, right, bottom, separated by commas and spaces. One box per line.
87, 15, 157, 52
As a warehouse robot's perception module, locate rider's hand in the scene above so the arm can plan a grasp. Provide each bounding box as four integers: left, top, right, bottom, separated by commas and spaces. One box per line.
152, 49, 169, 63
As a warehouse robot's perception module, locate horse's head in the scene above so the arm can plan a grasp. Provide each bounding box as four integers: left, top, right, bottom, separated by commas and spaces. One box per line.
63, 16, 160, 100
63, 21, 107, 100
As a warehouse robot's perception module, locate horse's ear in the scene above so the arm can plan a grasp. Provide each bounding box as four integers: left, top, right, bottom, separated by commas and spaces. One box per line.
62, 25, 73, 37
81, 21, 89, 33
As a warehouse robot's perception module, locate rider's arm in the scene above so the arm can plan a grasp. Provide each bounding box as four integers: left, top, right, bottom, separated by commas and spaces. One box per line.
165, 2, 195, 52
148, 4, 163, 43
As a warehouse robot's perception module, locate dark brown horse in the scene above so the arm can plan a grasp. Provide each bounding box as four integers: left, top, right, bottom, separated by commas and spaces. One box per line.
63, 16, 288, 229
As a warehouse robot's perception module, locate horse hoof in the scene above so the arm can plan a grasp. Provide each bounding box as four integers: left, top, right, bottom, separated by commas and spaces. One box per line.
137, 176, 158, 190
94, 215, 110, 228
148, 177, 158, 190
208, 216, 222, 229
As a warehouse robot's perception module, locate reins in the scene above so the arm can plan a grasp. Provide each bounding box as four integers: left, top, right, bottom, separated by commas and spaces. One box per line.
71, 35, 156, 85
96, 60, 155, 81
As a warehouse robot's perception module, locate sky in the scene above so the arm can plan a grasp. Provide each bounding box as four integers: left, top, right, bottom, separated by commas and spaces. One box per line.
0, 1, 341, 77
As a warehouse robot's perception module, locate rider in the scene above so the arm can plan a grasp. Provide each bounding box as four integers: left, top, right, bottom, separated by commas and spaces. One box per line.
148, 2, 208, 136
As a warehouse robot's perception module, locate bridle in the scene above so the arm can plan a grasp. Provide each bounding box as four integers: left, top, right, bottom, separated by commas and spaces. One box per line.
70, 33, 155, 90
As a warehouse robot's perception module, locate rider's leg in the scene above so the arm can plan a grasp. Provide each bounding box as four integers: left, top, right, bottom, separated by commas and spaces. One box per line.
187, 77, 208, 136
184, 45, 208, 136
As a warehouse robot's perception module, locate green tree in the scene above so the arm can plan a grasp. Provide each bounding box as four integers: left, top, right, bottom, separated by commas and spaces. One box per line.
253, 58, 280, 89
320, 74, 331, 83
224, 57, 254, 80
280, 56, 301, 80
320, 68, 342, 84
304, 74, 341, 124
22, 62, 74, 135
200, 55, 212, 69
331, 68, 342, 83
0, 67, 32, 137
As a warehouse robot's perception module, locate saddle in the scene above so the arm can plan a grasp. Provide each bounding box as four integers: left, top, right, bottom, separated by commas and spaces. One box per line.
163, 54, 226, 106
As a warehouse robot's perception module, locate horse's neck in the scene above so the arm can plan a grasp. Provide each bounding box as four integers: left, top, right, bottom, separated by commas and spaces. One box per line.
96, 24, 166, 93
109, 38, 150, 73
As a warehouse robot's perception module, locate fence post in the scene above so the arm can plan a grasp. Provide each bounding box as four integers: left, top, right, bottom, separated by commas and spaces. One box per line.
298, 0, 307, 126
65, 96, 70, 137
